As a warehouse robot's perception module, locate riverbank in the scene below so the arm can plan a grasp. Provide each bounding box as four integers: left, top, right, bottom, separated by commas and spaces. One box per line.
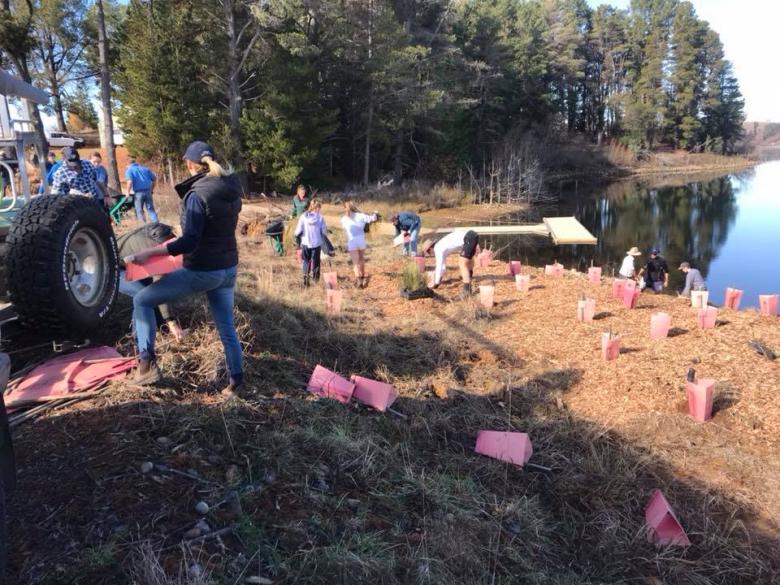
7, 225, 779, 583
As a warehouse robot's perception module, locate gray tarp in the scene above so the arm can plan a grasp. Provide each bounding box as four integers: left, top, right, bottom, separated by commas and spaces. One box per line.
0, 70, 48, 105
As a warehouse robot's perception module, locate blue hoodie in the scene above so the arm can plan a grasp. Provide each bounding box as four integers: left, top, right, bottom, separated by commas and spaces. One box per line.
294, 210, 328, 248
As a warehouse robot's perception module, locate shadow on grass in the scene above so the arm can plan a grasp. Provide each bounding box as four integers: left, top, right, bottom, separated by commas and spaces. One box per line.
6, 364, 778, 585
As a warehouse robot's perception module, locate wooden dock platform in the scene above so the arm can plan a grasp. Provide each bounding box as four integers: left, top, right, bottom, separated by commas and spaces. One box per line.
429, 216, 597, 245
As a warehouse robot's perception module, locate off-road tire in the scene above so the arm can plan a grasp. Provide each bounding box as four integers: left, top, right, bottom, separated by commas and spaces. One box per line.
5, 195, 119, 333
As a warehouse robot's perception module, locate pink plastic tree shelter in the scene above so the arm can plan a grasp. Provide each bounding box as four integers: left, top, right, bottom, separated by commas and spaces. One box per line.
350, 375, 398, 411
690, 290, 709, 309
326, 289, 343, 316
479, 285, 495, 309
515, 274, 530, 292
296, 248, 303, 262
601, 332, 621, 361
696, 307, 717, 329
724, 287, 743, 310
687, 378, 716, 422
612, 279, 627, 300
644, 489, 691, 546
414, 256, 426, 273
588, 266, 602, 284
759, 294, 778, 316
306, 365, 355, 404
474, 431, 533, 467
477, 249, 494, 268
507, 261, 522, 277
322, 272, 338, 290
5, 347, 135, 409
650, 312, 672, 339
544, 263, 564, 277
576, 298, 596, 322
125, 253, 183, 282
623, 286, 641, 309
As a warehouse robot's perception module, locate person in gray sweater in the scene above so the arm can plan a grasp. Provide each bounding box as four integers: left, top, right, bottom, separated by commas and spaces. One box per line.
678, 261, 707, 297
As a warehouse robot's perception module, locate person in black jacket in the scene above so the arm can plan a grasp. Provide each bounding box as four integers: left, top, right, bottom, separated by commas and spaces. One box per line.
123, 141, 243, 393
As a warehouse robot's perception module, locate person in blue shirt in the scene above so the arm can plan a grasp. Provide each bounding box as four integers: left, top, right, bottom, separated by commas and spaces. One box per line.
124, 154, 158, 223
38, 150, 62, 193
90, 151, 109, 203
391, 211, 422, 256
122, 141, 243, 395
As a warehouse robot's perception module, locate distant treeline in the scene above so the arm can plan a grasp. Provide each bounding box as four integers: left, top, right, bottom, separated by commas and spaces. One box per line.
62, 0, 750, 188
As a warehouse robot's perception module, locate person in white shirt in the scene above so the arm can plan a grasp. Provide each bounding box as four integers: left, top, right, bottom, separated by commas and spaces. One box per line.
423, 229, 479, 296
618, 246, 642, 279
340, 201, 378, 288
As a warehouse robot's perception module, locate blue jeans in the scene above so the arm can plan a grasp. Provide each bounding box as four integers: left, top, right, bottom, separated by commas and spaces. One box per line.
134, 190, 159, 223
132, 266, 242, 378
403, 225, 420, 255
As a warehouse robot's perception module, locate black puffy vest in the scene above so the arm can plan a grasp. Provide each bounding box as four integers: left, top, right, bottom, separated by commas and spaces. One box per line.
181, 174, 242, 271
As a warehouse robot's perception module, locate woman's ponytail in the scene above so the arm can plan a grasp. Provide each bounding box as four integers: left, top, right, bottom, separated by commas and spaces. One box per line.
202, 155, 227, 177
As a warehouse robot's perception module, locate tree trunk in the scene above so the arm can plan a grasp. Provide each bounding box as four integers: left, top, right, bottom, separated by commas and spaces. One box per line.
393, 126, 403, 186
363, 94, 373, 186
95, 0, 120, 191
222, 0, 246, 174
45, 38, 67, 131
362, 0, 373, 187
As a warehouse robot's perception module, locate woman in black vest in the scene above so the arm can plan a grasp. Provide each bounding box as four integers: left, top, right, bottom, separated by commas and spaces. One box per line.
123, 141, 243, 392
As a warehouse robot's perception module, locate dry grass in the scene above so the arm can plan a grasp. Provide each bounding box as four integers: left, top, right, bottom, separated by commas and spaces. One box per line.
6, 201, 779, 585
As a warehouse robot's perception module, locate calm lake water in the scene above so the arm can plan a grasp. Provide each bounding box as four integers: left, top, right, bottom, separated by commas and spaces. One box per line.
484, 160, 780, 307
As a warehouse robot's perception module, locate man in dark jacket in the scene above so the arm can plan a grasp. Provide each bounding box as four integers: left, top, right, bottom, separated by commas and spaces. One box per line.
638, 248, 669, 293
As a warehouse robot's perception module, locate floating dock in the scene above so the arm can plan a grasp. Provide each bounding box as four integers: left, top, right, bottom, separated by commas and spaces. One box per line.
430, 216, 597, 245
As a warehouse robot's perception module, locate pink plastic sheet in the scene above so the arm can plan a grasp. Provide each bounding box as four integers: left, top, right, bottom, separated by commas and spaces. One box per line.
306, 365, 354, 403
601, 333, 620, 361
507, 261, 522, 277
414, 256, 426, 273
759, 294, 778, 316
588, 266, 602, 285
645, 489, 691, 546
686, 378, 716, 422
623, 286, 641, 309
515, 274, 530, 292
576, 298, 596, 322
474, 431, 533, 467
650, 312, 672, 339
125, 253, 183, 282
5, 347, 135, 409
724, 287, 743, 310
350, 375, 398, 411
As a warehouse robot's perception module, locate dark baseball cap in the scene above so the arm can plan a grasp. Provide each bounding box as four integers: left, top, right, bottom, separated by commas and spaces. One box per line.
62, 147, 80, 166
183, 140, 214, 163
650, 248, 660, 255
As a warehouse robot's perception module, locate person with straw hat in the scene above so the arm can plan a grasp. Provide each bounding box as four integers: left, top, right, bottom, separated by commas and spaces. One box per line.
618, 246, 642, 279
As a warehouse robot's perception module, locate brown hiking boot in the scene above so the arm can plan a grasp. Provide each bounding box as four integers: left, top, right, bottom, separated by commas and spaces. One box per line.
134, 358, 161, 386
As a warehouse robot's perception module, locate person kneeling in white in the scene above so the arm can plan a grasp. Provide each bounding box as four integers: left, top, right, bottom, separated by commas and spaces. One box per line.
424, 229, 479, 296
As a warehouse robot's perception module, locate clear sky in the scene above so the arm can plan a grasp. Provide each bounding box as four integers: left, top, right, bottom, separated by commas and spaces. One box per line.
587, 0, 780, 122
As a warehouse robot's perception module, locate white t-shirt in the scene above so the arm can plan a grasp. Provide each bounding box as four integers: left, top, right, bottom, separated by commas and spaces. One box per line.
619, 255, 636, 278
341, 212, 377, 251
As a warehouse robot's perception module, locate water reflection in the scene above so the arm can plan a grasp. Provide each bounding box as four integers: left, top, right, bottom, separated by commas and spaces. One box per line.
483, 162, 778, 307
